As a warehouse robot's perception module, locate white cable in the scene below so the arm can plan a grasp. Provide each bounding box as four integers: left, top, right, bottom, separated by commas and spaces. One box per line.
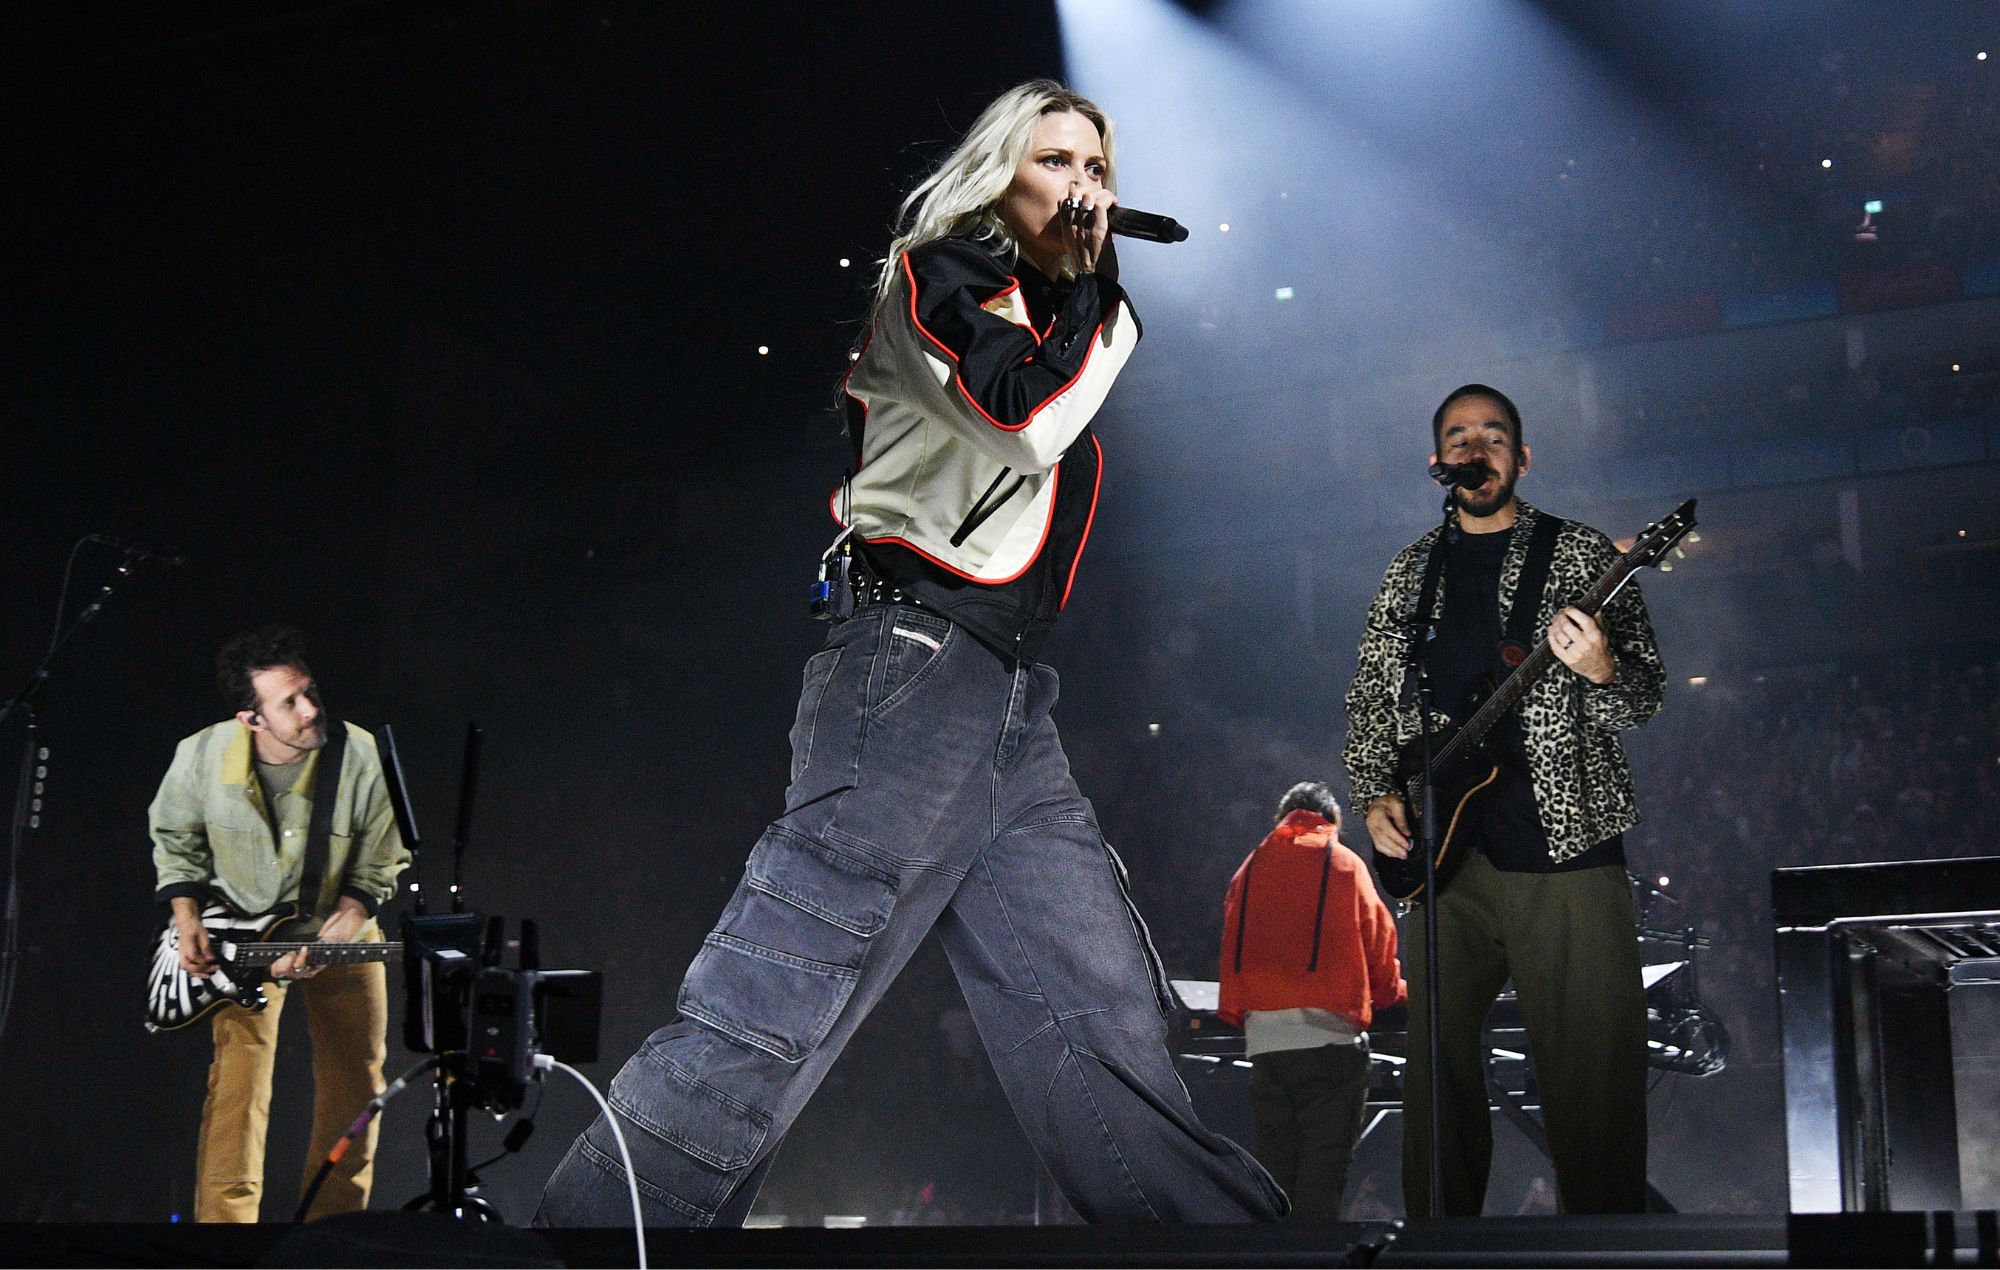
538, 1054, 647, 1270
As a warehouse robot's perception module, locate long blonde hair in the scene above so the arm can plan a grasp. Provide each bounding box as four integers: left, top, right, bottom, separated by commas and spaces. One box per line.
872, 80, 1116, 313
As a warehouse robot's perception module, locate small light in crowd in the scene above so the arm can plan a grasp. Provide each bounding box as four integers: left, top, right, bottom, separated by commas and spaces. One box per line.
1658, 875, 1671, 889
1821, 158, 1833, 169
1863, 199, 1883, 215
1218, 222, 1231, 233
1952, 363, 1962, 372
1147, 722, 1162, 736
1960, 529, 1969, 538
757, 345, 770, 356
1980, 51, 1989, 61
838, 257, 850, 268
848, 350, 860, 362
1274, 286, 1294, 301
1688, 676, 1708, 687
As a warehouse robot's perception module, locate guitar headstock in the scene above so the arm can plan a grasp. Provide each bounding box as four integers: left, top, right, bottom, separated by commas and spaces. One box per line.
1625, 498, 1698, 572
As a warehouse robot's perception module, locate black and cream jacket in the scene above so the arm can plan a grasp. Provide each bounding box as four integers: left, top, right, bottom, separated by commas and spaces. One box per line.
837, 236, 1140, 657
1341, 500, 1666, 863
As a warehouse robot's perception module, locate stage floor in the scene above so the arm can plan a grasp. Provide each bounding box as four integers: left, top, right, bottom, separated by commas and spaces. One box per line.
2, 1212, 1818, 1268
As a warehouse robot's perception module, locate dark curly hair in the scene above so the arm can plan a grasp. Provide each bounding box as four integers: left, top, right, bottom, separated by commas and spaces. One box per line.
1274, 781, 1341, 825
216, 624, 311, 715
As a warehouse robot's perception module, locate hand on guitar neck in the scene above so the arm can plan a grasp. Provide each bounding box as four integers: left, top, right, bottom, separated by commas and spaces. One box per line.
171, 893, 369, 981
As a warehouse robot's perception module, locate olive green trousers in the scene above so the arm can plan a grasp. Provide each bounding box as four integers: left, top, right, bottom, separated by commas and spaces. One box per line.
1400, 851, 1647, 1217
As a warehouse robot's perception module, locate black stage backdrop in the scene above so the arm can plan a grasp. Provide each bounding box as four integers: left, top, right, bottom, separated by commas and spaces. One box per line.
4, 0, 1066, 1224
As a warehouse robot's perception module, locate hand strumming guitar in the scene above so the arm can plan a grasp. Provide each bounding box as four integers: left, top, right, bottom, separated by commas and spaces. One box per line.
172, 896, 219, 980
1366, 794, 1413, 860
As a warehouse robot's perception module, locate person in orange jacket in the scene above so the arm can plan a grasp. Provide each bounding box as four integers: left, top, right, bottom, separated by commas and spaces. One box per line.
1219, 782, 1406, 1221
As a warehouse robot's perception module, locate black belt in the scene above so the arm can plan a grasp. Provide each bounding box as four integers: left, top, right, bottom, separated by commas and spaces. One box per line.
849, 557, 914, 609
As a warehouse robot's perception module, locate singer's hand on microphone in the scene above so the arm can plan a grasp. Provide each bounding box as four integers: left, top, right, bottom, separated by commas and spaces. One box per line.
1062, 185, 1116, 275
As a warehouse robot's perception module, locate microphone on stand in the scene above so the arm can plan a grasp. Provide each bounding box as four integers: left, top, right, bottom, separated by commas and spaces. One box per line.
1427, 461, 1490, 490
1106, 206, 1190, 244
87, 535, 189, 568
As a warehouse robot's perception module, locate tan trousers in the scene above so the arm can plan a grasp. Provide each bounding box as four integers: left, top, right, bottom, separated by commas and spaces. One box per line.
194, 924, 390, 1223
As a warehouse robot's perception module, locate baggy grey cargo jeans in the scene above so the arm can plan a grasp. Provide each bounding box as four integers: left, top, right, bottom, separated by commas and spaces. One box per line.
537, 604, 1285, 1225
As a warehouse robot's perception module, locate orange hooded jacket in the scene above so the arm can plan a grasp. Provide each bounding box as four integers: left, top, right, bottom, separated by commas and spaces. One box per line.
1218, 809, 1406, 1029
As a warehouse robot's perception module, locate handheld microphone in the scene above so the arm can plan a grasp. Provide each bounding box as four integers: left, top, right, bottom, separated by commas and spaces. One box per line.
1106, 206, 1190, 244
1427, 461, 1490, 490
88, 535, 188, 567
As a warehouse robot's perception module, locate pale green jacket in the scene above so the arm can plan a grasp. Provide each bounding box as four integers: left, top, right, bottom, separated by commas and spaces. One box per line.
150, 720, 408, 917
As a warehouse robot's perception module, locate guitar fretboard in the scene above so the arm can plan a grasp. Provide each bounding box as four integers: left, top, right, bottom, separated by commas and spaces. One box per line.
233, 942, 404, 968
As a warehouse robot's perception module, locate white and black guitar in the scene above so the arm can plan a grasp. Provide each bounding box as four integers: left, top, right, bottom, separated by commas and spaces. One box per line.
145, 898, 403, 1033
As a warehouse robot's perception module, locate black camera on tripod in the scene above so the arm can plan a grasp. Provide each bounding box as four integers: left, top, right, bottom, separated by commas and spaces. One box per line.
402, 910, 603, 1111
373, 723, 611, 1220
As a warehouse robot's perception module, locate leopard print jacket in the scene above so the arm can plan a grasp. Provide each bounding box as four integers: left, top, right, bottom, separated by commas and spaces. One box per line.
1341, 500, 1666, 863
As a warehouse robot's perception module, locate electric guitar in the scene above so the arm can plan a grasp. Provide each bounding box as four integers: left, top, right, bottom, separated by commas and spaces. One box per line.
145, 897, 402, 1033
1373, 499, 1697, 902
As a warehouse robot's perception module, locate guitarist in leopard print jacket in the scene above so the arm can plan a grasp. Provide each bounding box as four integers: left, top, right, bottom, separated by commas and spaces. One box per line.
1341, 384, 1666, 1218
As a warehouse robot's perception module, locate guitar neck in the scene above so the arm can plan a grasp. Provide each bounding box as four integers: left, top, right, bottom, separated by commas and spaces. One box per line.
1431, 560, 1631, 772
235, 942, 403, 968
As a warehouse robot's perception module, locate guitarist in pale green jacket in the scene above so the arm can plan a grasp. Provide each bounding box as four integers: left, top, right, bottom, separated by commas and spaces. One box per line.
149, 624, 408, 1223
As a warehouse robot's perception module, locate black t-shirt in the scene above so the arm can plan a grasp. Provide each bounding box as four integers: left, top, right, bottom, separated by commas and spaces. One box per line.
1428, 525, 1624, 874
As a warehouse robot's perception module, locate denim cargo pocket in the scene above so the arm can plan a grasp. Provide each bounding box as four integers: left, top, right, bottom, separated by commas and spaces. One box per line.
609, 1039, 771, 1177
870, 608, 953, 719
787, 647, 844, 786
677, 824, 898, 1063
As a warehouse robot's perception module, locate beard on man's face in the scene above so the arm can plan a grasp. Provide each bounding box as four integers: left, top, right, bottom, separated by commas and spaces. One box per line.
1455, 472, 1517, 519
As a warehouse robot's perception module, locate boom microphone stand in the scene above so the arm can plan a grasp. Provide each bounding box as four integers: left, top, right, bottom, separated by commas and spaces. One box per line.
1, 540, 159, 1053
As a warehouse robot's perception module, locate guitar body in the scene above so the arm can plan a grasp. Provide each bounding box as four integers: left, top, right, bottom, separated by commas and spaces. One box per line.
1373, 728, 1503, 903
145, 898, 402, 1034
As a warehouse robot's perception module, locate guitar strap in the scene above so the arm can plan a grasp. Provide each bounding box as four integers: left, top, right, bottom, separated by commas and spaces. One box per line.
1500, 513, 1563, 665
1402, 530, 1449, 708
294, 719, 348, 922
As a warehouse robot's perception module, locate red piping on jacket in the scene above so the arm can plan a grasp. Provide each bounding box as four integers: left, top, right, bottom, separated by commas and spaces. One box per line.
1058, 434, 1104, 610
900, 252, 1103, 435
